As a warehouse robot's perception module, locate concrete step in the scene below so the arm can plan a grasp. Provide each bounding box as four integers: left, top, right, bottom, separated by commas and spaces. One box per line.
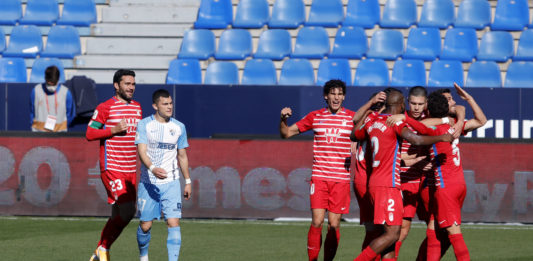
109, 0, 199, 7
66, 69, 167, 84
101, 6, 198, 23
73, 55, 175, 70
92, 23, 191, 37
85, 38, 181, 55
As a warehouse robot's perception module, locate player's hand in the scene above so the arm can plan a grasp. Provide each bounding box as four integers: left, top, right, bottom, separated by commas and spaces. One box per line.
442, 133, 454, 143
372, 91, 387, 104
350, 141, 357, 155
111, 118, 128, 135
386, 114, 405, 126
281, 107, 292, 120
152, 167, 167, 179
452, 121, 464, 139
183, 184, 192, 200
454, 83, 472, 101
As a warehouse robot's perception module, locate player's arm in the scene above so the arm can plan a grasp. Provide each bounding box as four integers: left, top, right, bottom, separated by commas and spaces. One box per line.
137, 143, 168, 179
350, 110, 371, 141
280, 107, 300, 139
178, 148, 192, 200
86, 106, 128, 141
353, 91, 386, 124
454, 83, 487, 133
400, 127, 452, 146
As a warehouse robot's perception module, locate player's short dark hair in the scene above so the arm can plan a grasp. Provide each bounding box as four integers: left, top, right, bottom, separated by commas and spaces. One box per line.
385, 88, 404, 105
44, 66, 60, 85
152, 89, 171, 104
427, 92, 449, 118
434, 88, 451, 96
323, 79, 346, 96
113, 69, 135, 84
408, 86, 427, 99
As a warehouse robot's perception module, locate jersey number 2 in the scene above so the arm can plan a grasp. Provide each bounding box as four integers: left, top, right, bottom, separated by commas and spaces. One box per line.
371, 136, 380, 167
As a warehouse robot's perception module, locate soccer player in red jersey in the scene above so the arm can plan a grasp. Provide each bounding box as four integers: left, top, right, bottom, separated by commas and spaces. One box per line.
86, 69, 142, 261
351, 89, 452, 261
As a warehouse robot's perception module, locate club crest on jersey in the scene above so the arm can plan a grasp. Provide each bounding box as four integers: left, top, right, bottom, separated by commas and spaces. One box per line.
325, 128, 340, 143
169, 128, 176, 136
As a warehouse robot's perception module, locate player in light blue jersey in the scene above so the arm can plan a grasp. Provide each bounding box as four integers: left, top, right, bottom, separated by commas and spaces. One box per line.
135, 89, 192, 261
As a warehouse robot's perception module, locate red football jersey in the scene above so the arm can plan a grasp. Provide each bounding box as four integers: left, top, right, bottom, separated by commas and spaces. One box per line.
353, 112, 378, 186
399, 112, 432, 184
296, 108, 356, 183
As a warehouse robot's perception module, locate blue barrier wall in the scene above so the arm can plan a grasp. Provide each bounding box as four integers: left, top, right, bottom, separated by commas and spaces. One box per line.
2, 83, 533, 139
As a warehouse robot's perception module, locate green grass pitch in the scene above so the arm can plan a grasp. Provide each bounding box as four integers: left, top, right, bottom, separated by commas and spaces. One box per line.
1, 217, 532, 260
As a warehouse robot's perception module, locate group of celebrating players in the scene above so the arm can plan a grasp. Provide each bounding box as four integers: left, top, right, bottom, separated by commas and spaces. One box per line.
280, 80, 487, 261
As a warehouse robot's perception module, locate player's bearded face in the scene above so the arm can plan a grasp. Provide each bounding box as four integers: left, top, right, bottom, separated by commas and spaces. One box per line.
115, 75, 136, 102
325, 88, 345, 113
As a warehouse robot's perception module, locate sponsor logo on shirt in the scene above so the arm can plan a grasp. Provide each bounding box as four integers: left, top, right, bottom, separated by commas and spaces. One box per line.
157, 142, 176, 150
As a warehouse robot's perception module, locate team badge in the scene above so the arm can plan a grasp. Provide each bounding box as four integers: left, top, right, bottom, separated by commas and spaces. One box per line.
325, 128, 340, 143
169, 128, 176, 136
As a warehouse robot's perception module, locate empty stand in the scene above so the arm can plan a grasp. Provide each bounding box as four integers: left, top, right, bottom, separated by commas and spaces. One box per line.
418, 0, 454, 29
253, 29, 292, 60
354, 59, 389, 86
2, 25, 42, 58
0, 57, 27, 83
166, 59, 202, 84
476, 31, 514, 62
465, 61, 502, 87
278, 59, 315, 85
194, 0, 232, 29
214, 29, 252, 60
178, 29, 216, 60
380, 0, 417, 28
439, 28, 478, 62
366, 29, 404, 60
513, 29, 533, 61
454, 0, 491, 29
305, 0, 344, 27
268, 0, 305, 29
241, 59, 277, 85
504, 61, 533, 88
491, 0, 529, 31
342, 0, 380, 29
316, 59, 352, 86
291, 26, 330, 59
0, 0, 22, 26
233, 0, 269, 29
390, 59, 426, 87
57, 0, 97, 27
19, 0, 59, 26
329, 26, 367, 59
428, 60, 464, 87
40, 25, 81, 59
29, 58, 66, 83
204, 61, 239, 85
403, 27, 441, 61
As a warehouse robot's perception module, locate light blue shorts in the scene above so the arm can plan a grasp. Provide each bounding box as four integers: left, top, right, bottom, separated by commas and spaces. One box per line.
137, 179, 182, 221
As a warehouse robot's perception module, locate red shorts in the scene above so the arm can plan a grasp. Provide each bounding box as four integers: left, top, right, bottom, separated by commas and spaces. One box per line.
354, 182, 374, 224
434, 184, 466, 228
369, 186, 403, 226
400, 182, 421, 218
310, 179, 351, 214
101, 170, 137, 204
417, 183, 433, 222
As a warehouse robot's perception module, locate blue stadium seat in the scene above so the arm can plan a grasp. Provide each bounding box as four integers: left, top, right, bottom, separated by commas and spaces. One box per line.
465, 61, 501, 88
403, 27, 441, 61
515, 30, 533, 61
329, 26, 367, 59
254, 29, 291, 60
279, 59, 315, 85
504, 61, 533, 87
241, 59, 277, 85
166, 59, 202, 84
316, 59, 352, 86
476, 31, 514, 62
454, 0, 491, 29
0, 57, 27, 83
178, 29, 216, 60
380, 0, 417, 28
343, 0, 380, 29
354, 59, 389, 87
19, 0, 59, 26
491, 0, 529, 31
268, 0, 305, 29
233, 0, 269, 28
390, 59, 426, 87
0, 0, 22, 25
0, 29, 5, 54
291, 27, 330, 59
194, 0, 232, 29
418, 0, 455, 29
40, 25, 81, 59
29, 58, 65, 83
57, 0, 97, 27
305, 0, 344, 27
205, 61, 239, 85
215, 29, 252, 60
366, 29, 404, 60
428, 60, 464, 87
2, 25, 42, 58
439, 28, 478, 62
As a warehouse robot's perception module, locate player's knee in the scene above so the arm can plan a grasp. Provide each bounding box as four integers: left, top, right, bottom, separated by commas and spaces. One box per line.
140, 221, 152, 232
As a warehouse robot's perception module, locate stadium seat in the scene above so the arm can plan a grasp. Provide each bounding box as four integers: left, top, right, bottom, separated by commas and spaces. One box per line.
214, 29, 252, 60
454, 0, 491, 29
279, 59, 315, 86
166, 59, 202, 84
343, 0, 380, 29
491, 0, 529, 31
316, 59, 352, 86
2, 25, 42, 58
29, 58, 66, 83
0, 57, 27, 83
329, 26, 367, 59
427, 60, 464, 87
57, 0, 97, 27
268, 0, 305, 29
291, 27, 330, 59
503, 61, 533, 88
354, 59, 389, 87
233, 0, 269, 29
178, 29, 216, 60
305, 0, 344, 27
0, 29, 5, 54
0, 0, 22, 25
418, 0, 455, 29
204, 61, 239, 85
476, 31, 514, 62
241, 59, 277, 85
253, 29, 292, 61
380, 0, 417, 28
390, 59, 426, 87
513, 30, 533, 61
403, 27, 441, 61
439, 28, 478, 62
366, 29, 404, 60
19, 0, 59, 26
194, 0, 232, 29
465, 61, 501, 88
40, 25, 81, 59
